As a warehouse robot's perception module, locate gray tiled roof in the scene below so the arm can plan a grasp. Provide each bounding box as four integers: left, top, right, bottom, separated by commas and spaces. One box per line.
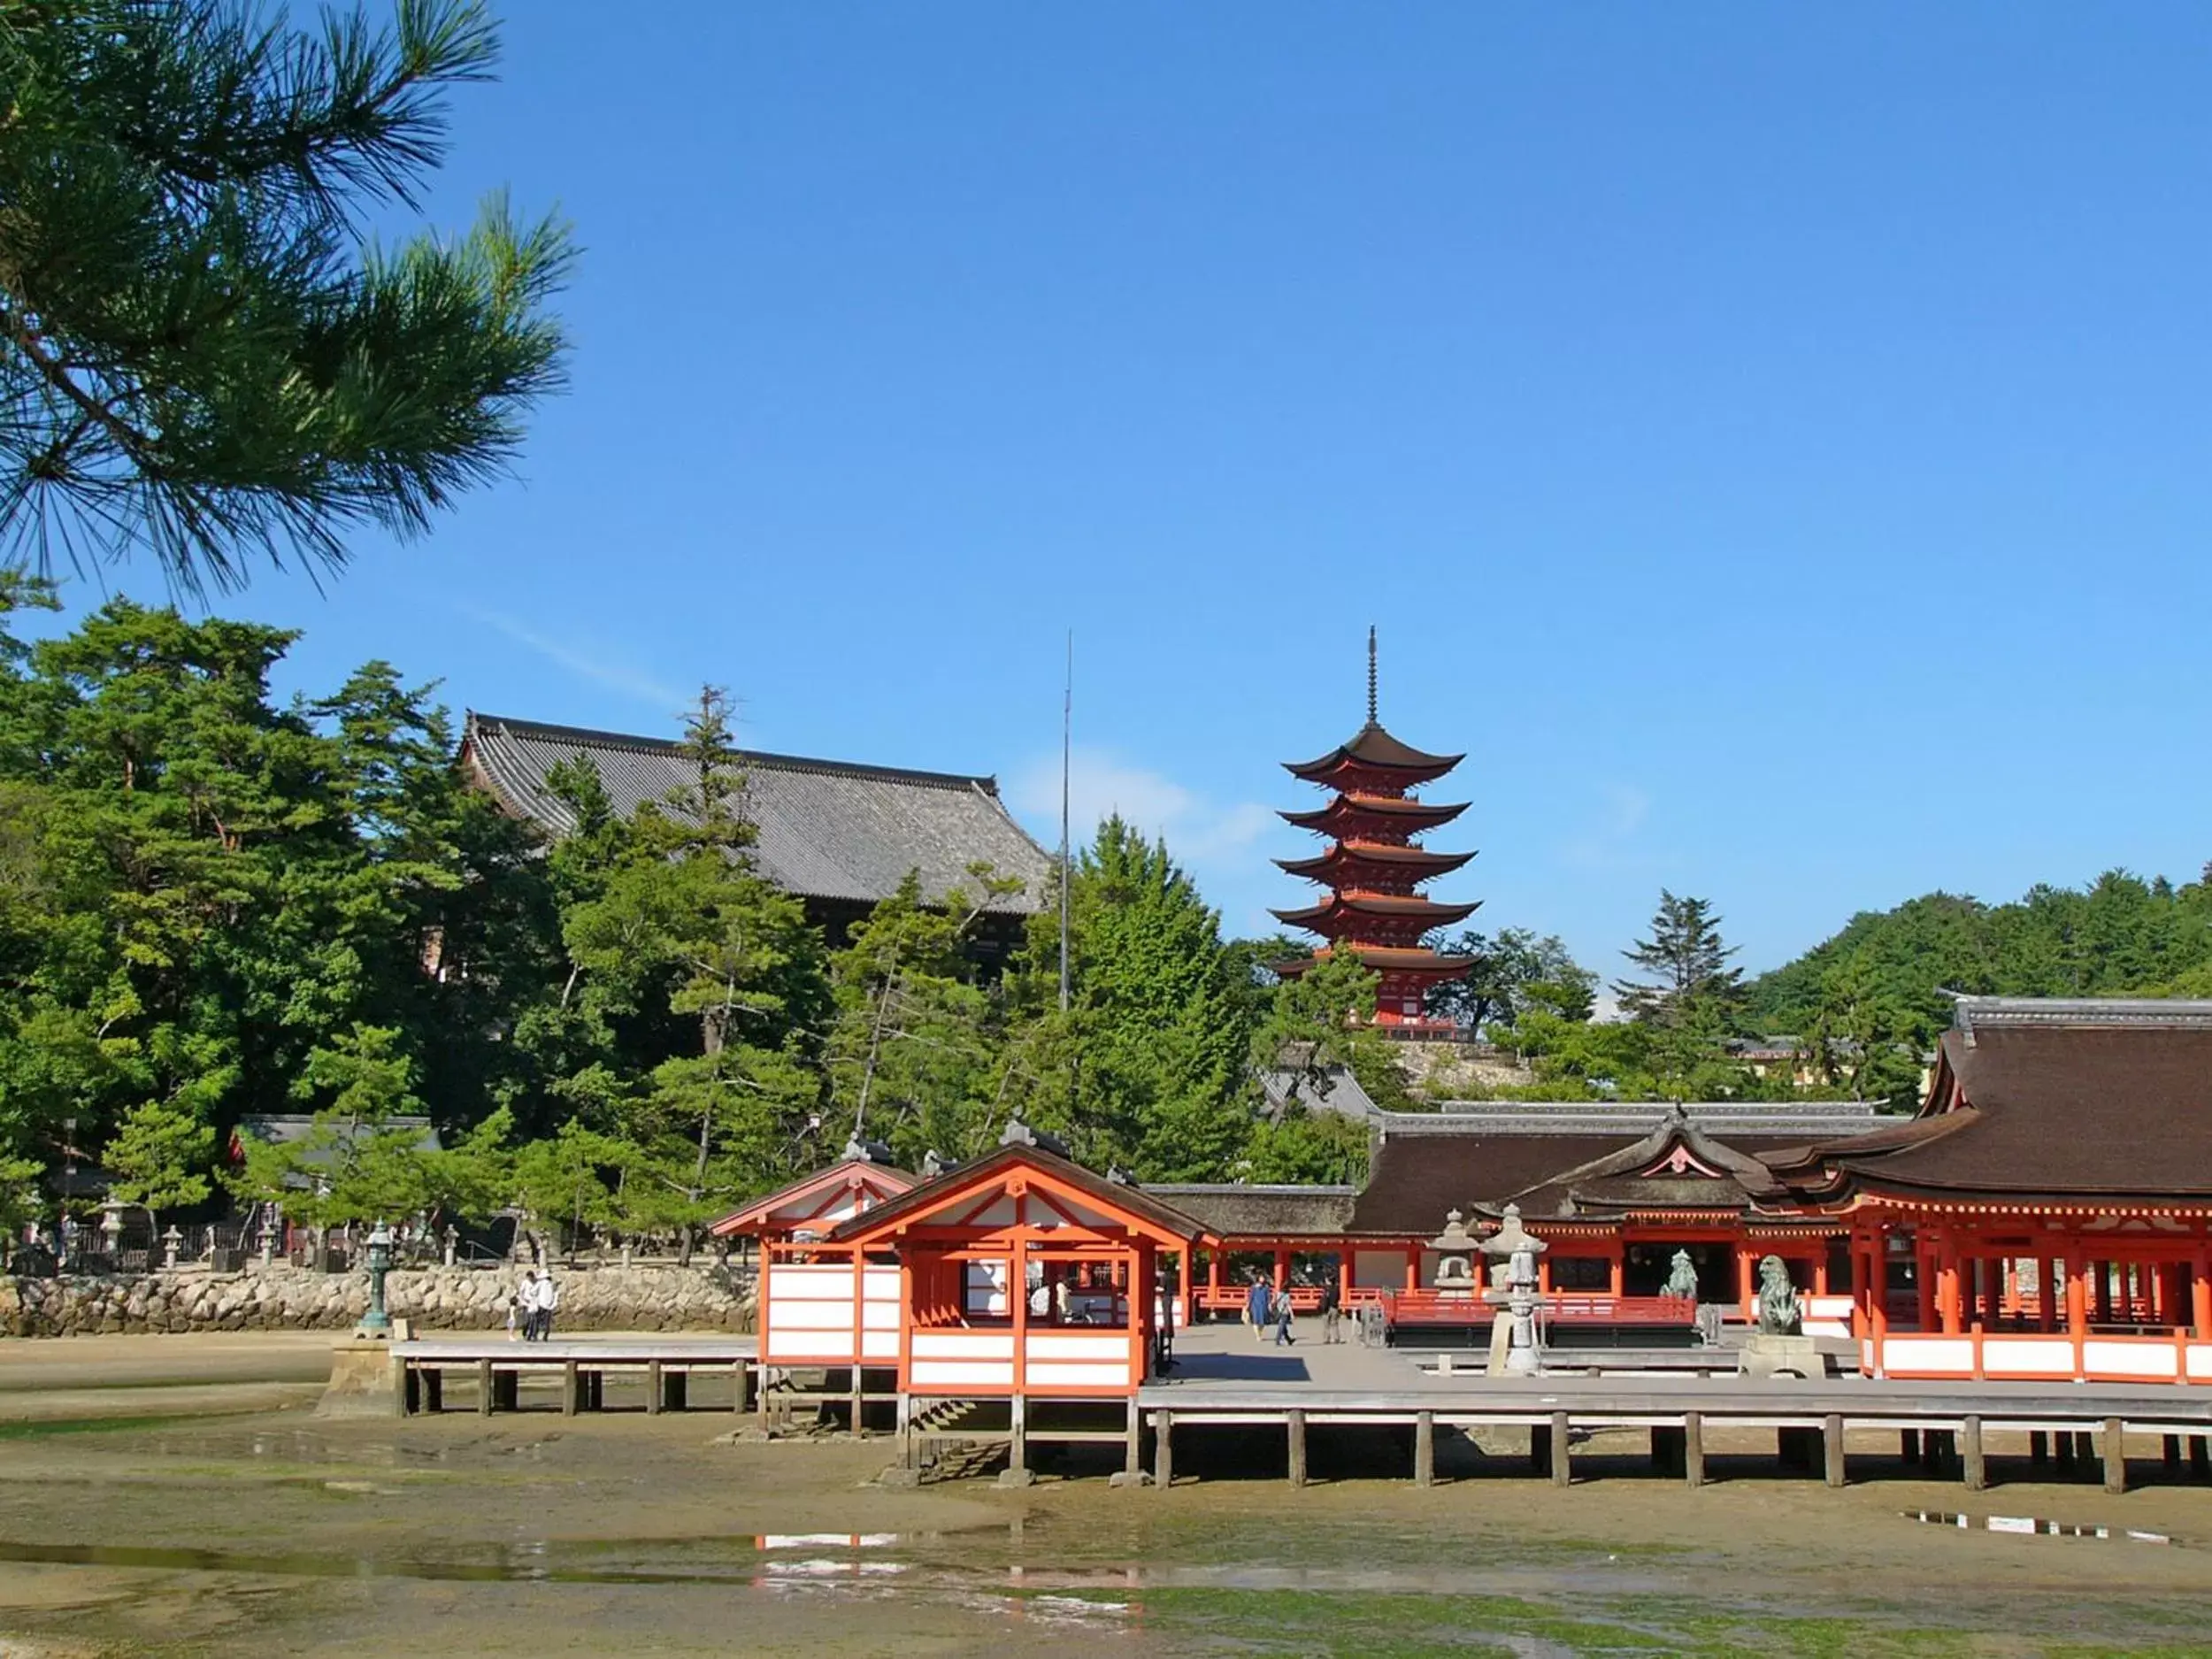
463, 713, 1051, 913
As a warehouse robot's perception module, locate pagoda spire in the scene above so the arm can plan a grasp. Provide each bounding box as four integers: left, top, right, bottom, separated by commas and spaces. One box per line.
1366, 624, 1378, 726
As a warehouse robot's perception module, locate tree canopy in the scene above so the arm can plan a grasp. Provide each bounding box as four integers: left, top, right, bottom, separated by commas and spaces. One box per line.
0, 0, 572, 593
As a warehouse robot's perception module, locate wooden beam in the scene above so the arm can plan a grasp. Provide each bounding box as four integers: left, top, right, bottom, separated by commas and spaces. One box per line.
1414, 1411, 1434, 1487
1125, 1396, 1142, 1475
646, 1360, 664, 1416
562, 1360, 579, 1417
1155, 1409, 1173, 1488
1684, 1411, 1705, 1489
1009, 1394, 1027, 1474
1550, 1410, 1571, 1488
2103, 1417, 2128, 1495
476, 1357, 493, 1417
1962, 1415, 1985, 1493
1286, 1409, 1307, 1487
1824, 1414, 1846, 1488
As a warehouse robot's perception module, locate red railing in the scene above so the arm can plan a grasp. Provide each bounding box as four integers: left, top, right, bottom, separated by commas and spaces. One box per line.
1374, 1291, 1699, 1330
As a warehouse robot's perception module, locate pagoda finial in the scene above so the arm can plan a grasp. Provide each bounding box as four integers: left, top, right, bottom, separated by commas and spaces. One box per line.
1366, 625, 1378, 726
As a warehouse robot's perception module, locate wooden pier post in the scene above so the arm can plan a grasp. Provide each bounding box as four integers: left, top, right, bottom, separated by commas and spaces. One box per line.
646, 1360, 664, 1416
1154, 1409, 1174, 1488
896, 1393, 914, 1471
2102, 1418, 2128, 1495
476, 1357, 494, 1417
562, 1360, 580, 1417
1962, 1416, 1985, 1492
733, 1362, 754, 1416
1824, 1415, 1847, 1488
1125, 1397, 1142, 1475
1550, 1411, 1571, 1488
1008, 1394, 1027, 1476
1684, 1412, 1704, 1489
1286, 1409, 1307, 1487
1414, 1411, 1434, 1487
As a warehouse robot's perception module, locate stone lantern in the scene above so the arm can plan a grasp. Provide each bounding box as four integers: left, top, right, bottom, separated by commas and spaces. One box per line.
357, 1220, 394, 1338
98, 1199, 125, 1263
1428, 1210, 1480, 1296
442, 1224, 458, 1268
1479, 1202, 1548, 1376
160, 1225, 182, 1271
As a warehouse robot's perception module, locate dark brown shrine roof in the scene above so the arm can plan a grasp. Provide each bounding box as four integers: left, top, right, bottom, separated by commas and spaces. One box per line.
1275, 944, 1479, 976
1343, 1101, 1883, 1236
463, 712, 1051, 912
1757, 998, 2212, 1205
1285, 721, 1463, 783
1144, 1185, 1360, 1240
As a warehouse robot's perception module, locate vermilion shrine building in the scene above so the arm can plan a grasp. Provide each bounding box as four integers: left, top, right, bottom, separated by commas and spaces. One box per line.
717, 998, 2212, 1414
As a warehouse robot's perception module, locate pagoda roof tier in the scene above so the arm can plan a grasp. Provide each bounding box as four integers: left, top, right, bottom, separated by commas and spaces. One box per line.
1275, 944, 1478, 979
1271, 893, 1483, 932
1286, 721, 1463, 788
1276, 842, 1477, 884
1280, 795, 1469, 836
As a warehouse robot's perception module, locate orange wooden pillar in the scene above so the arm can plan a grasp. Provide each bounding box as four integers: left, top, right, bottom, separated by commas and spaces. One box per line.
2065, 1248, 2088, 1335
2039, 1253, 2058, 1332
2194, 1247, 2212, 1340
1913, 1233, 1935, 1331
1537, 1256, 1553, 1294
1272, 1248, 1288, 1294
1937, 1233, 1962, 1335
1734, 1243, 1755, 1320
1812, 1253, 1830, 1297
1403, 1245, 1419, 1292
1336, 1253, 1351, 1304
1607, 1246, 1624, 1299
1205, 1249, 1221, 1308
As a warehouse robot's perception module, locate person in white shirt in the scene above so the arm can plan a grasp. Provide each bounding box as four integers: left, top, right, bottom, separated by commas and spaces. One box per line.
533, 1270, 559, 1341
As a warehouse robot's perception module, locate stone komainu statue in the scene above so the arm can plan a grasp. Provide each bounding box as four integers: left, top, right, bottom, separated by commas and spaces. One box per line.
1661, 1248, 1699, 1301
1755, 1254, 1801, 1335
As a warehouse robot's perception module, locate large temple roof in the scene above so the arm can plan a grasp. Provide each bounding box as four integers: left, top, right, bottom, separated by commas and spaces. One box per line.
463, 712, 1051, 912
1285, 720, 1463, 784
1759, 999, 2212, 1204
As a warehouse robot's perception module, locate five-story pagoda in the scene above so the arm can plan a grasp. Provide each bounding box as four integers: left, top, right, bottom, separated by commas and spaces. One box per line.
1273, 630, 1478, 1031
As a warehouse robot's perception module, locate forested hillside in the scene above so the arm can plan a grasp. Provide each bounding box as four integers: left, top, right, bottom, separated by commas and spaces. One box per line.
1746, 870, 2212, 1047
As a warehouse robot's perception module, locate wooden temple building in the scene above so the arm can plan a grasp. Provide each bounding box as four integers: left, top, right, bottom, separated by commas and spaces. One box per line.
1272, 631, 1478, 1033
714, 997, 2212, 1414
459, 711, 1052, 959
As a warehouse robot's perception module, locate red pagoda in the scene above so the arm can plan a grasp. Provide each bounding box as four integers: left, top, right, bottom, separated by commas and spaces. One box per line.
1273, 630, 1478, 1031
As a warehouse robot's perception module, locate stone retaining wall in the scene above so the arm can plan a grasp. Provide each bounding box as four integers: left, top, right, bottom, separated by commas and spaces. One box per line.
0, 1261, 755, 1338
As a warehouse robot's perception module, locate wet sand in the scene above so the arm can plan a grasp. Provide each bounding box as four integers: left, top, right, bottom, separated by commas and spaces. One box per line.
2, 1339, 2211, 1655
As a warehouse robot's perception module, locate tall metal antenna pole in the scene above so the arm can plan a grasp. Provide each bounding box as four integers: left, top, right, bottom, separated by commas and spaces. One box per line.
1366, 624, 1379, 725
1059, 631, 1071, 1014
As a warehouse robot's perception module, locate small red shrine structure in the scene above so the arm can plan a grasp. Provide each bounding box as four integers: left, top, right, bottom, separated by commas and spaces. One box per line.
718, 1126, 1211, 1401
1274, 629, 1478, 1030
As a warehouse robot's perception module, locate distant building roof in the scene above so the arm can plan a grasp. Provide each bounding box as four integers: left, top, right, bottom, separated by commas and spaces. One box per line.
461, 712, 1051, 913
230, 1115, 442, 1189
1259, 1064, 1380, 1121
1144, 1184, 1359, 1239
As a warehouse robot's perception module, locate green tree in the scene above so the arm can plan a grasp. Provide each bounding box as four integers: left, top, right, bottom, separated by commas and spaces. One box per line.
1250, 949, 1416, 1114
1429, 927, 1595, 1032
1804, 954, 1924, 1110
0, 0, 572, 592
1004, 818, 1255, 1179
103, 1100, 215, 1227
1613, 892, 1745, 1025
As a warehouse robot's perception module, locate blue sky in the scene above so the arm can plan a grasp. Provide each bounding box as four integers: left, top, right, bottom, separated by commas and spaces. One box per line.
37, 4, 2212, 976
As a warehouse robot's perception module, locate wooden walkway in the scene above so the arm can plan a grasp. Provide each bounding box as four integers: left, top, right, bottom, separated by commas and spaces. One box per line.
1136, 1326, 2212, 1491
393, 1335, 757, 1417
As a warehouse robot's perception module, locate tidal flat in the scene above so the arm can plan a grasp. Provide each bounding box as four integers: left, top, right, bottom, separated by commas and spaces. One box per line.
2, 1398, 2212, 1655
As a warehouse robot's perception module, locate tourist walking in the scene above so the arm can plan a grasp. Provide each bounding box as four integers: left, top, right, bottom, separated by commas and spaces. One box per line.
518, 1270, 541, 1340
1246, 1276, 1271, 1342
534, 1269, 559, 1342
1272, 1286, 1295, 1347
1319, 1280, 1341, 1344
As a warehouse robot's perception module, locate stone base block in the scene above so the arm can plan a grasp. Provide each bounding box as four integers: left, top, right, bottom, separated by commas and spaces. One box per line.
314, 1340, 400, 1418
1107, 1469, 1153, 1489
994, 1468, 1038, 1489
1739, 1333, 1824, 1379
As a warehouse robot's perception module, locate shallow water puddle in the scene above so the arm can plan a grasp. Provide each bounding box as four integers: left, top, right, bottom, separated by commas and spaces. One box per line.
1905, 1510, 2177, 1544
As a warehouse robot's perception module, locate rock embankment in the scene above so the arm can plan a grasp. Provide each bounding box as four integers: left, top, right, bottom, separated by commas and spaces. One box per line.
0, 1262, 753, 1338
